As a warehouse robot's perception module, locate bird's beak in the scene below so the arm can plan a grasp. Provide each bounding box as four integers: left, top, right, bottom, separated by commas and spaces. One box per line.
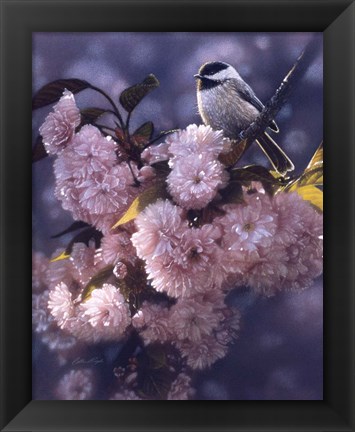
194, 74, 202, 79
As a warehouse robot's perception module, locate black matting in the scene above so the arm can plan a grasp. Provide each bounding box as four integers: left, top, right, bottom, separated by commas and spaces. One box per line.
0, 0, 354, 431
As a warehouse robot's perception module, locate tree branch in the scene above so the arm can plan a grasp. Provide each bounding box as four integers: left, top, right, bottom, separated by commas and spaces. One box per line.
237, 36, 322, 147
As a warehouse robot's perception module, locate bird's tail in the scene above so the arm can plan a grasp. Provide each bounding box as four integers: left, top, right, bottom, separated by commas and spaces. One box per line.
255, 132, 294, 175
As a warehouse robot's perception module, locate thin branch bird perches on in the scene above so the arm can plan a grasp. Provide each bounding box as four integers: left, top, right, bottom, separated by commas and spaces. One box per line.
226, 36, 322, 166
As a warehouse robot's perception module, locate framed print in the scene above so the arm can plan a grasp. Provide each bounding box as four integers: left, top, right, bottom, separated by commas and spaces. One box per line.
1, 0, 354, 431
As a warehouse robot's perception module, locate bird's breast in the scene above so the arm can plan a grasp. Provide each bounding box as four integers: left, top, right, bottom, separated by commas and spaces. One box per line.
197, 85, 259, 139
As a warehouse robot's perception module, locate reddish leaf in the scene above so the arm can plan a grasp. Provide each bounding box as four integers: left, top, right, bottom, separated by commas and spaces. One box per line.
132, 122, 154, 149
119, 74, 159, 113
80, 108, 107, 125
32, 79, 91, 110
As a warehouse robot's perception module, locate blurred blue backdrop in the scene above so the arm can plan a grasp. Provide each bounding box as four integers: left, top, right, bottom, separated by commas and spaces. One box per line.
32, 32, 323, 400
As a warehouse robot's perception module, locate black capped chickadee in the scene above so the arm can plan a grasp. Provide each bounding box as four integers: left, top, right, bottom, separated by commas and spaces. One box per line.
194, 61, 294, 175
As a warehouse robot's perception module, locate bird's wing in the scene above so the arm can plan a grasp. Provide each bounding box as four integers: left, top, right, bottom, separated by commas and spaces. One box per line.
236, 82, 279, 133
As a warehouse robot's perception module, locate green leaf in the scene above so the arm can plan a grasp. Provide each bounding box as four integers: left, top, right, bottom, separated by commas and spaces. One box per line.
112, 258, 148, 315
32, 79, 91, 110
119, 74, 159, 113
81, 265, 115, 302
219, 180, 244, 205
148, 128, 180, 146
51, 221, 91, 239
133, 121, 154, 140
138, 367, 173, 400
80, 108, 107, 125
112, 181, 167, 229
136, 344, 176, 400
32, 136, 48, 163
50, 226, 102, 262
151, 160, 171, 177
230, 165, 281, 195
146, 345, 167, 370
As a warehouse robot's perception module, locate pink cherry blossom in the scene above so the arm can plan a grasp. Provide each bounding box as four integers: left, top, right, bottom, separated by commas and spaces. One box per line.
69, 242, 99, 285
39, 89, 81, 155
52, 125, 143, 234
32, 251, 49, 292
132, 200, 186, 260
167, 124, 227, 161
33, 288, 77, 354
79, 168, 128, 215
137, 165, 156, 183
167, 154, 228, 210
66, 124, 117, 176
55, 369, 95, 400
229, 192, 323, 296
54, 174, 97, 224
143, 235, 222, 298
283, 234, 323, 292
167, 373, 195, 400
64, 310, 100, 344
109, 389, 142, 400
177, 334, 228, 370
220, 193, 277, 253
216, 307, 241, 345
40, 329, 77, 354
33, 290, 51, 334
101, 231, 136, 266
53, 125, 116, 182
176, 223, 223, 272
80, 284, 131, 340
273, 191, 323, 244
113, 262, 128, 279
169, 297, 220, 342
48, 282, 75, 329
132, 301, 171, 345
140, 220, 226, 298
141, 141, 171, 164
271, 191, 322, 292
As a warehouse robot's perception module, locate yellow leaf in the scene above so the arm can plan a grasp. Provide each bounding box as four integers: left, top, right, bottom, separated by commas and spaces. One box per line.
306, 142, 323, 169
50, 250, 70, 262
292, 166, 323, 189
295, 185, 323, 212
287, 163, 323, 193
81, 285, 97, 303
81, 265, 114, 302
112, 182, 166, 229
269, 170, 282, 179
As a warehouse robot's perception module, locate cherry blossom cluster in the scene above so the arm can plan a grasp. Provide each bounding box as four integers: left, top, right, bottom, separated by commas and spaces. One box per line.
42, 91, 154, 234
32, 89, 323, 400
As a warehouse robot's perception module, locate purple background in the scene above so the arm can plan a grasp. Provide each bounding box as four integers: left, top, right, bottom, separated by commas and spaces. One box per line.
32, 32, 323, 400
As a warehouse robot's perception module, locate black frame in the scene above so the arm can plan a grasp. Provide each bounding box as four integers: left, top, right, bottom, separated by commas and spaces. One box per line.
1, 0, 354, 430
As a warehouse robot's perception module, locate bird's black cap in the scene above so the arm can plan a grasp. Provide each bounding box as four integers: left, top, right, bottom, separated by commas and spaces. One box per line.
198, 61, 230, 77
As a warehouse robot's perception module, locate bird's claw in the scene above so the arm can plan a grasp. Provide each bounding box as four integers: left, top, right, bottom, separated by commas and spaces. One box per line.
239, 130, 247, 140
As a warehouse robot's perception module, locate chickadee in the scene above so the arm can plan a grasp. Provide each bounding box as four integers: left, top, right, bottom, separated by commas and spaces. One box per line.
194, 61, 294, 175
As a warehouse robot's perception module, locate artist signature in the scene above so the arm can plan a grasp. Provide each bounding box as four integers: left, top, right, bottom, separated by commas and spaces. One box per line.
72, 356, 104, 366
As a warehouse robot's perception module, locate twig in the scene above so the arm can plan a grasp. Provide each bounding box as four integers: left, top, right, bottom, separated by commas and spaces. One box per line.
89, 85, 125, 129
237, 36, 322, 147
